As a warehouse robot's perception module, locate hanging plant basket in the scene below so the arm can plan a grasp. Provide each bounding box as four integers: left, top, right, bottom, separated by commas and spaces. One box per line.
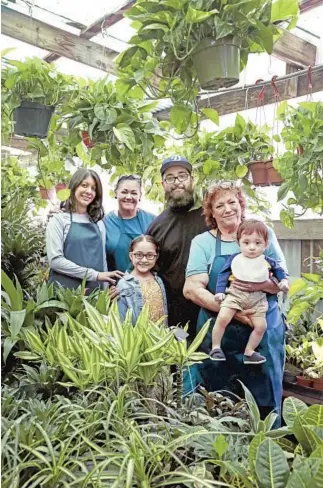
249, 160, 268, 186
266, 160, 283, 186
39, 186, 56, 200
192, 36, 240, 90
13, 101, 55, 138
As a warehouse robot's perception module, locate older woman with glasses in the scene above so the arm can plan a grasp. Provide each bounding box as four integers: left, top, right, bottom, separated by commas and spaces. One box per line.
104, 175, 155, 272
183, 181, 288, 422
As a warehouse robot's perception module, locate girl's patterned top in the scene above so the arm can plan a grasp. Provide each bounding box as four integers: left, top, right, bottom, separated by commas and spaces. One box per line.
140, 279, 165, 322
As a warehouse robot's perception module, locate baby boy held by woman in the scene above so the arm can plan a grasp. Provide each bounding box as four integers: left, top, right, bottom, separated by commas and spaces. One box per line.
210, 219, 289, 365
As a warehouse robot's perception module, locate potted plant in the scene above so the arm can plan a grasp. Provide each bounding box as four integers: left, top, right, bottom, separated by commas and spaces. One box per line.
1, 57, 76, 138
117, 0, 298, 132
61, 77, 165, 169
276, 101, 323, 215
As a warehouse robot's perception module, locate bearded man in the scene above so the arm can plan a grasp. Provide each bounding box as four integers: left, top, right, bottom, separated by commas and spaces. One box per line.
147, 156, 208, 337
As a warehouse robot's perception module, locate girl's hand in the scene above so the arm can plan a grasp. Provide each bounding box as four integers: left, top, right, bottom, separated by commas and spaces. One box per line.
232, 279, 280, 294
109, 286, 120, 300
97, 270, 124, 284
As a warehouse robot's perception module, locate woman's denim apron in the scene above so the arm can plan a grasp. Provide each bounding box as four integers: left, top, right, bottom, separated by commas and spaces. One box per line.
49, 213, 104, 291
187, 234, 285, 421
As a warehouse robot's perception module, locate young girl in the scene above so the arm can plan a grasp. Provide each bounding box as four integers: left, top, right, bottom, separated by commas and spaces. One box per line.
46, 168, 123, 291
116, 235, 168, 325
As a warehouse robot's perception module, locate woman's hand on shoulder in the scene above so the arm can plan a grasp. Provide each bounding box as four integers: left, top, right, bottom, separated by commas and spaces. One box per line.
97, 270, 124, 284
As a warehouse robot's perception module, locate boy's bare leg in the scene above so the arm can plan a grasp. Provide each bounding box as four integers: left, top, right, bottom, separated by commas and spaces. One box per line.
244, 316, 267, 356
212, 307, 237, 349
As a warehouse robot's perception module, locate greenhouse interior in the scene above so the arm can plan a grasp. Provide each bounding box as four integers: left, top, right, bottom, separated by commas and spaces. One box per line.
1, 0, 323, 486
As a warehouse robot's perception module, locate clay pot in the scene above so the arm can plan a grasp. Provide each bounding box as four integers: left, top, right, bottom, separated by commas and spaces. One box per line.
39, 186, 56, 200
312, 378, 323, 391
296, 376, 313, 388
249, 160, 268, 186
266, 160, 283, 186
55, 183, 67, 192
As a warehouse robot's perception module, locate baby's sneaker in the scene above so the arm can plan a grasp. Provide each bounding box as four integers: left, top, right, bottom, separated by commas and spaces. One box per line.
209, 348, 226, 361
243, 352, 266, 365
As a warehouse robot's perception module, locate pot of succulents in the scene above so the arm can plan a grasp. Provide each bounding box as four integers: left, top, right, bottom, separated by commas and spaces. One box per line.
276, 101, 323, 215
117, 0, 298, 113
1, 57, 76, 138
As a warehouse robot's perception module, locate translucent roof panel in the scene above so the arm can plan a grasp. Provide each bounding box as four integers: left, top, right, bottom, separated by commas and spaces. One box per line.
93, 18, 135, 54
8, 0, 134, 31
1, 35, 49, 59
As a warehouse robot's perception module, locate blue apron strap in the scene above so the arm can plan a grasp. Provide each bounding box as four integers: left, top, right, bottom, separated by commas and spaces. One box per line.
137, 210, 146, 234
216, 230, 222, 256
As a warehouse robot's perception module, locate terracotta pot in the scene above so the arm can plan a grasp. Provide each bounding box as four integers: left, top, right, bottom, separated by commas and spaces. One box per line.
265, 161, 283, 186
312, 378, 323, 391
81, 131, 95, 148
39, 186, 56, 200
296, 375, 313, 388
55, 183, 67, 191
249, 160, 268, 186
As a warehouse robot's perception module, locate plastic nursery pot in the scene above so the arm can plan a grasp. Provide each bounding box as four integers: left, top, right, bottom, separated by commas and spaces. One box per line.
13, 101, 55, 138
265, 160, 283, 186
313, 378, 323, 391
249, 160, 268, 186
39, 186, 56, 200
55, 183, 67, 192
81, 131, 95, 148
192, 36, 240, 90
296, 375, 313, 388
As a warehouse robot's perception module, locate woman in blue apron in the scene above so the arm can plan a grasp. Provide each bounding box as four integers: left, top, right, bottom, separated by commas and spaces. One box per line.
184, 182, 287, 420
47, 168, 123, 291
104, 175, 155, 272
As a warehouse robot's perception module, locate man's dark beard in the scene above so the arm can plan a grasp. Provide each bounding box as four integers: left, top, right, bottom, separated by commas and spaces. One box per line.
165, 188, 194, 211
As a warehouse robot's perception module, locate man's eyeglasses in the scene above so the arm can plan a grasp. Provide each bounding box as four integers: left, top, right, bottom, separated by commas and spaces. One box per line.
163, 173, 190, 184
131, 252, 157, 260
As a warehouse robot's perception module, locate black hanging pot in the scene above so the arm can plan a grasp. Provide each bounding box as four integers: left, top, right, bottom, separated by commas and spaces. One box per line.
192, 35, 241, 90
13, 101, 55, 138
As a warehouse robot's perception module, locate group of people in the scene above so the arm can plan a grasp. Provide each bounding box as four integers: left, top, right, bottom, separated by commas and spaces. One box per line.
46, 155, 289, 420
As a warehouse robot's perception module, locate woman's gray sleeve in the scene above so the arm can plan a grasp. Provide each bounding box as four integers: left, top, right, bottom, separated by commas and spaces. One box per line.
46, 215, 99, 281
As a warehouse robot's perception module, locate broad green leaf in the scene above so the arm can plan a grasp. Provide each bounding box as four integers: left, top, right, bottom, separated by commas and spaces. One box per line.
201, 108, 219, 125
236, 165, 248, 178
76, 142, 91, 164
213, 434, 228, 458
56, 189, 70, 201
170, 104, 192, 133
3, 337, 17, 362
239, 382, 260, 433
277, 183, 289, 201
255, 438, 289, 488
280, 209, 294, 229
214, 16, 234, 39
186, 6, 218, 23
1, 271, 23, 311
10, 309, 26, 339
271, 0, 299, 22
113, 124, 136, 151
286, 458, 318, 488
235, 113, 246, 132
255, 23, 274, 54
249, 432, 266, 478
276, 100, 288, 117
283, 397, 308, 428
14, 351, 41, 361
302, 273, 321, 283
288, 278, 306, 297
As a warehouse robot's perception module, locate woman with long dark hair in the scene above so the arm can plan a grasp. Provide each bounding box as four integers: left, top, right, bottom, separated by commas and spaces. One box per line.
46, 168, 123, 290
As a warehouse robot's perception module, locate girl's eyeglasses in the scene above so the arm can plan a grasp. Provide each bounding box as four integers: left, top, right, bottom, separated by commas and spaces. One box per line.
131, 252, 157, 260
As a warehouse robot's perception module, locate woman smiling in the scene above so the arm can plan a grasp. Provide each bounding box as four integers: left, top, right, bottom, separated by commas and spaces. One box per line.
46, 168, 123, 291
104, 175, 155, 272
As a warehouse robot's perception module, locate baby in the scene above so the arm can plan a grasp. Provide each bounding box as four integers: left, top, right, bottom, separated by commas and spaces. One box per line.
209, 219, 289, 365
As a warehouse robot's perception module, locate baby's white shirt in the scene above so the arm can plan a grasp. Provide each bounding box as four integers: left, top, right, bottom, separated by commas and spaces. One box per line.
231, 254, 269, 283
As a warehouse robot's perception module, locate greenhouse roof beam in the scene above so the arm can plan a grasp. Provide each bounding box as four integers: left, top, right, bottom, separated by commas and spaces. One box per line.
156, 64, 323, 120
299, 0, 323, 13
1, 5, 117, 75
